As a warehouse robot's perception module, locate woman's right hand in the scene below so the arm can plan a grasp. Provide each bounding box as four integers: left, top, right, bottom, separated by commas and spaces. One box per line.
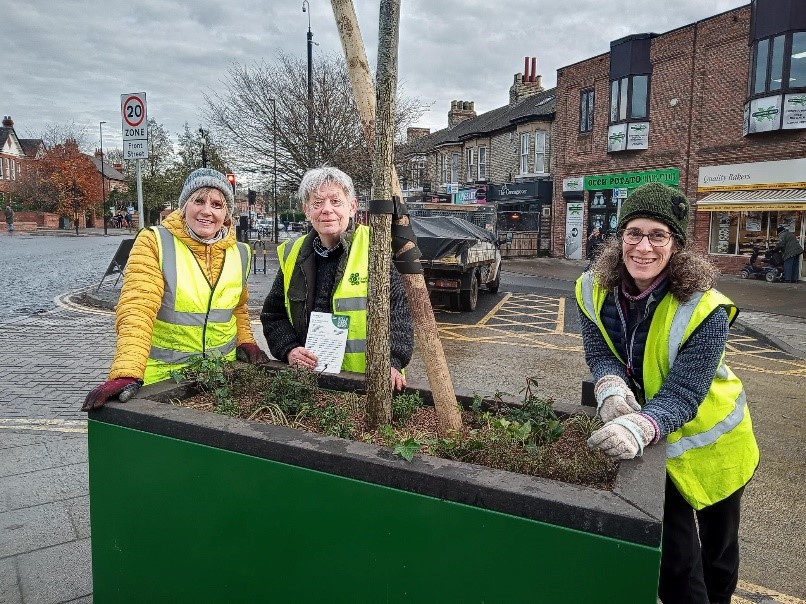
287, 346, 319, 370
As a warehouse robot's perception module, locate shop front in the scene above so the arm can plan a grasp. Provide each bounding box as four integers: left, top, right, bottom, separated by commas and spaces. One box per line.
561, 168, 680, 259
488, 180, 553, 257
697, 159, 806, 280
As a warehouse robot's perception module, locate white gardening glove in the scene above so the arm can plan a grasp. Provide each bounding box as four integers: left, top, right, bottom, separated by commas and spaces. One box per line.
586, 413, 656, 460
594, 375, 641, 423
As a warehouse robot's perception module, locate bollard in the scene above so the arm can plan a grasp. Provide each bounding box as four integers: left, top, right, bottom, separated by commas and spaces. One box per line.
252, 240, 268, 275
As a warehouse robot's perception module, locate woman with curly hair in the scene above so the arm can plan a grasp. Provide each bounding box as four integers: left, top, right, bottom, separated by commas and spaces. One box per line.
575, 182, 759, 604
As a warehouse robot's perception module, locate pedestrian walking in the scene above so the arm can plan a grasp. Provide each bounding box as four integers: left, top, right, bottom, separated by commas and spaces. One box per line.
774, 224, 803, 283
576, 182, 759, 604
82, 168, 268, 410
4, 204, 13, 234
260, 166, 413, 391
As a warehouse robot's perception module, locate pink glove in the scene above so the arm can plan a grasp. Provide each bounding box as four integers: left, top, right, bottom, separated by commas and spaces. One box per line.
236, 343, 269, 365
82, 378, 142, 411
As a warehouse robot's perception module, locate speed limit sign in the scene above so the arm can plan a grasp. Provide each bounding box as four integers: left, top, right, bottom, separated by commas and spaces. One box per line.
121, 92, 147, 141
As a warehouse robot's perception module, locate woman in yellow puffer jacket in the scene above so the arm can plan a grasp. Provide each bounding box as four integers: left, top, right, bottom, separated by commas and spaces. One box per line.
82, 168, 268, 410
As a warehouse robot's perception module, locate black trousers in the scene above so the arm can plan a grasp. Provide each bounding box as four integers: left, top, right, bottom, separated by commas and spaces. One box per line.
658, 475, 745, 604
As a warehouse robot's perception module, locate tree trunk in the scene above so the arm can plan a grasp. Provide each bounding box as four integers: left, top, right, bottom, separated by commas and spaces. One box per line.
331, 0, 463, 435
363, 0, 400, 428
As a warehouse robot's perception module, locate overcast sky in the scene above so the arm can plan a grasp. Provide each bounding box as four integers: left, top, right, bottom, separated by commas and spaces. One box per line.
5, 0, 748, 155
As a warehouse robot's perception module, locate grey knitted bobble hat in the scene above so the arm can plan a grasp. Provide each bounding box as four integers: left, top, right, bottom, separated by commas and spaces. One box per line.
178, 168, 235, 216
617, 182, 690, 244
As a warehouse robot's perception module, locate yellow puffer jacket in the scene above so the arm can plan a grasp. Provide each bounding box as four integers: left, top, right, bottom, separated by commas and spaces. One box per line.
108, 210, 256, 380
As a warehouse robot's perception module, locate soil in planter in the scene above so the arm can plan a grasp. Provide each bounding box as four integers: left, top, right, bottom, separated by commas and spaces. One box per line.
170, 359, 618, 491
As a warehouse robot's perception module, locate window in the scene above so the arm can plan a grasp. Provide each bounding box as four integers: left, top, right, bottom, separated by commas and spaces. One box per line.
519, 133, 529, 174
580, 89, 595, 133
534, 131, 547, 174
441, 155, 447, 184
466, 148, 474, 182
609, 75, 649, 123
790, 31, 806, 88
10, 160, 15, 181
477, 146, 487, 180
708, 209, 801, 256
0, 158, 4, 179
749, 31, 806, 97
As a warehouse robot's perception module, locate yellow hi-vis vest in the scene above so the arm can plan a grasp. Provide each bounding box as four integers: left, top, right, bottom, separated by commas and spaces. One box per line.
576, 273, 759, 510
278, 226, 369, 373
143, 227, 251, 385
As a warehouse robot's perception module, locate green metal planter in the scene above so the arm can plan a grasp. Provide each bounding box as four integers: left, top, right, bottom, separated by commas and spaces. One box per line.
87, 366, 665, 603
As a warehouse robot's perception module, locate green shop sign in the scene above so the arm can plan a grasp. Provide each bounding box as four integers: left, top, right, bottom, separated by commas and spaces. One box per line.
584, 169, 679, 190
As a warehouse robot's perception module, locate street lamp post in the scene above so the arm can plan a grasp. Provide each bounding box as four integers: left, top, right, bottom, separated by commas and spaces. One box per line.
302, 0, 314, 167
269, 98, 279, 243
99, 121, 107, 235
199, 128, 207, 168
72, 178, 79, 237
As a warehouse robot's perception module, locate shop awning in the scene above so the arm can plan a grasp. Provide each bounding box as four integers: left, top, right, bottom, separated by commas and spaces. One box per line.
696, 189, 806, 212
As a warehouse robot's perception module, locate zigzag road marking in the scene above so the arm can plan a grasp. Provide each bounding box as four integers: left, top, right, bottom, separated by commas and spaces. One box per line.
0, 418, 88, 434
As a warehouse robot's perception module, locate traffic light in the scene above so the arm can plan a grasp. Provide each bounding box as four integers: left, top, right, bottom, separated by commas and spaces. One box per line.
248, 189, 256, 205
226, 173, 236, 194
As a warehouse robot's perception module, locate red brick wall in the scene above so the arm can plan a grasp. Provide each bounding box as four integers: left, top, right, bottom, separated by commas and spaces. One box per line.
553, 5, 806, 260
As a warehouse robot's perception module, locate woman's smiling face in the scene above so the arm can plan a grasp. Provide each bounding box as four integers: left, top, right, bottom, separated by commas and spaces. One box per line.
621, 217, 677, 292
184, 188, 228, 239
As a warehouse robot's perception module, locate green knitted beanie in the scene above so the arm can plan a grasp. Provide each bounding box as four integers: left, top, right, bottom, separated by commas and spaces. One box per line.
617, 182, 690, 244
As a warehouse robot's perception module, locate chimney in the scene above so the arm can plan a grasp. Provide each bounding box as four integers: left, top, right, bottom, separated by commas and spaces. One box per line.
94, 149, 104, 160
447, 99, 477, 128
509, 57, 544, 105
2, 116, 13, 128
406, 127, 431, 142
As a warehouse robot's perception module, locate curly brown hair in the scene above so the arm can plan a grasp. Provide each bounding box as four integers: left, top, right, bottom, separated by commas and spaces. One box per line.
590, 235, 720, 302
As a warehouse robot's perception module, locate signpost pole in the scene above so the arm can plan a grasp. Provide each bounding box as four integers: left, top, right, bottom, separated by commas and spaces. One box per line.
136, 160, 144, 229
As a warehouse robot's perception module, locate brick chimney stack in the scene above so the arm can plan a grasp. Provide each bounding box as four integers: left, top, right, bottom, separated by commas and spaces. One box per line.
2, 116, 14, 128
510, 57, 544, 105
406, 127, 431, 142
447, 100, 476, 128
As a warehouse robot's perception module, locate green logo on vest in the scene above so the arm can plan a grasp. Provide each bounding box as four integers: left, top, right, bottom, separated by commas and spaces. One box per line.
349, 271, 368, 285
332, 315, 350, 329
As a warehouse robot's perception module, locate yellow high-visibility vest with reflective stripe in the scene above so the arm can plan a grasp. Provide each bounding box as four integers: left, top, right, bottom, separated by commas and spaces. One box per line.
279, 226, 369, 373
143, 227, 251, 385
576, 272, 759, 510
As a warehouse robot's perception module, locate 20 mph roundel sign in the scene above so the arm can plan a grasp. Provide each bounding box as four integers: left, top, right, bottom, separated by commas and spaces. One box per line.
121, 92, 147, 141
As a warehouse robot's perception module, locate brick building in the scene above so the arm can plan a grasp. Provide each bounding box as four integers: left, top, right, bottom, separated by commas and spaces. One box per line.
398, 58, 556, 255
554, 0, 806, 280
0, 116, 43, 204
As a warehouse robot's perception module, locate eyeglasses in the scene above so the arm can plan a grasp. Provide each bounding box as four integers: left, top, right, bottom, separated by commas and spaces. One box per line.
308, 197, 346, 211
621, 228, 673, 247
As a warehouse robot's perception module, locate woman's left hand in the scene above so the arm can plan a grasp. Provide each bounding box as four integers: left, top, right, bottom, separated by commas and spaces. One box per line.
391, 368, 407, 392
587, 413, 656, 459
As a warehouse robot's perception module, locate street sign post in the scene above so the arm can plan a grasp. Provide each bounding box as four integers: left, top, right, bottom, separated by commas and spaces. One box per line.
121, 92, 149, 160
121, 92, 148, 227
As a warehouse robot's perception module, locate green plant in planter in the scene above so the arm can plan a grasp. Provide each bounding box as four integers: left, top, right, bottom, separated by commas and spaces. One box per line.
172, 359, 616, 488
172, 353, 239, 416
391, 391, 424, 423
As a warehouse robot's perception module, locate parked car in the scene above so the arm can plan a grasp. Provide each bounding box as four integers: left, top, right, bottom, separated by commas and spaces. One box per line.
255, 218, 273, 238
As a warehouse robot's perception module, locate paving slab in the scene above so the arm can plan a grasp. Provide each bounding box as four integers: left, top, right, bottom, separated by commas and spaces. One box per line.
0, 556, 22, 604
0, 464, 88, 513
0, 501, 77, 558
17, 539, 92, 604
